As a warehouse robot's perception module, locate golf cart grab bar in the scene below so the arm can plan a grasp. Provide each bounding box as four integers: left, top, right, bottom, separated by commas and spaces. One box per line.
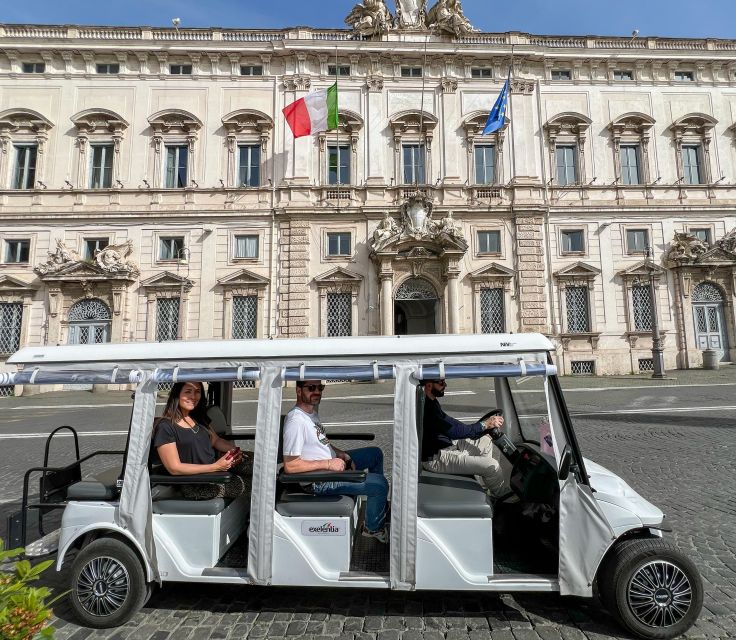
149, 472, 233, 485
417, 362, 556, 379
278, 470, 367, 484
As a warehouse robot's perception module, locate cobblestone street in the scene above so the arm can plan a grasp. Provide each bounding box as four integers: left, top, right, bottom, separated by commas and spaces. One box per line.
2, 369, 736, 639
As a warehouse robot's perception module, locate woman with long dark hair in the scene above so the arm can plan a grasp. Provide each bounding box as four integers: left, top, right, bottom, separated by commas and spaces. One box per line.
151, 381, 252, 499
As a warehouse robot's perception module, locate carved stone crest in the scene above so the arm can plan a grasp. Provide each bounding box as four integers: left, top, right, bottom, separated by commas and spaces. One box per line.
345, 0, 394, 37
35, 240, 82, 275
95, 240, 140, 276
395, 0, 427, 29
401, 193, 436, 239
715, 228, 736, 255
665, 232, 709, 266
372, 211, 401, 252
426, 0, 476, 37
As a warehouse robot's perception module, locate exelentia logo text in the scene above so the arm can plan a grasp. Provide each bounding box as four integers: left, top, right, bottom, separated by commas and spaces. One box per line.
308, 522, 340, 534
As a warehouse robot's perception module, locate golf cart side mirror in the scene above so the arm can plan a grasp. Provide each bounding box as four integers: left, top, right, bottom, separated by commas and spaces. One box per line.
558, 445, 573, 481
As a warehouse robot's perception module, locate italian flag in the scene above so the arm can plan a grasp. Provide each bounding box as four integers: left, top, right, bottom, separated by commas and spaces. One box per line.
283, 83, 338, 138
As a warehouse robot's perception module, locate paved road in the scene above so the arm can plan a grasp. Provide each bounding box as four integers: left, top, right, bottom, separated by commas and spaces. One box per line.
1, 371, 736, 639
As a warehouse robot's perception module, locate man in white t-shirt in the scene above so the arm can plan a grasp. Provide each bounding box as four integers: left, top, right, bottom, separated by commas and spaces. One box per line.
282, 379, 390, 542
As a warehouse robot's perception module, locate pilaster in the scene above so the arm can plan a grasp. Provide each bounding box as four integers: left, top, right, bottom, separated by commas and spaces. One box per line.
514, 213, 548, 332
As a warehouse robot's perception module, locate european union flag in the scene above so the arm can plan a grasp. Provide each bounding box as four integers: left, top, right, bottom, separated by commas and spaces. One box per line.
483, 78, 510, 135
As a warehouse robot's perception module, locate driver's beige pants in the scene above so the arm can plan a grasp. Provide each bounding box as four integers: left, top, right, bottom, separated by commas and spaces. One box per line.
422, 435, 507, 496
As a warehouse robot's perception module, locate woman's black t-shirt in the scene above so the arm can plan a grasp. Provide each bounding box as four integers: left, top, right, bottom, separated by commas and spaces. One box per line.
151, 418, 216, 466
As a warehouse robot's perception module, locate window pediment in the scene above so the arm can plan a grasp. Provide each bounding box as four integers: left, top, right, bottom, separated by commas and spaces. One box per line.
610, 112, 655, 137
617, 260, 665, 280
554, 261, 600, 286
217, 268, 269, 288
140, 271, 194, 290
545, 112, 592, 138
470, 262, 516, 280
462, 110, 509, 141
313, 266, 363, 291
70, 109, 129, 135
148, 109, 203, 135
0, 274, 35, 293
671, 112, 717, 137
389, 109, 438, 139
0, 108, 54, 136
221, 109, 273, 136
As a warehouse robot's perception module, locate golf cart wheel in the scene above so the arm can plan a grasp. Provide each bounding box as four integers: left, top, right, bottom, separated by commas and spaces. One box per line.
69, 538, 148, 628
601, 539, 702, 639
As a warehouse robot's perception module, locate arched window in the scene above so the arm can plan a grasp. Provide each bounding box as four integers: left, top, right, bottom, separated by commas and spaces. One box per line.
609, 112, 655, 185
692, 282, 724, 302
147, 109, 203, 188
670, 113, 717, 185
0, 108, 54, 190
395, 277, 437, 300
389, 110, 438, 186
544, 112, 592, 186
68, 298, 111, 345
221, 109, 273, 188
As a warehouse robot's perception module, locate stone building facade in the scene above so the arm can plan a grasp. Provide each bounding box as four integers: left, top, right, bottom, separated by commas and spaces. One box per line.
1, 11, 736, 391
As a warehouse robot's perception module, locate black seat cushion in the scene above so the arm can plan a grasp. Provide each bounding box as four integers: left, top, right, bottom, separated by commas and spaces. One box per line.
66, 467, 121, 501
153, 498, 229, 516
276, 492, 355, 517
418, 474, 493, 518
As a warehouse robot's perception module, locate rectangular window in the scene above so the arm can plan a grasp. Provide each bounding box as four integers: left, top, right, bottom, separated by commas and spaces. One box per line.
13, 145, 37, 190
165, 145, 188, 188
561, 229, 585, 253
551, 69, 571, 80
555, 145, 578, 186
614, 70, 634, 81
22, 62, 45, 74
238, 145, 261, 187
620, 144, 641, 185
240, 65, 263, 76
234, 235, 259, 259
691, 228, 712, 244
96, 63, 120, 74
675, 70, 694, 82
155, 297, 180, 342
232, 295, 257, 339
474, 145, 496, 185
328, 65, 351, 77
401, 67, 422, 78
0, 302, 23, 354
682, 145, 703, 185
480, 288, 505, 333
327, 232, 351, 257
626, 229, 649, 254
402, 144, 425, 184
632, 284, 653, 332
4, 239, 30, 264
159, 237, 184, 261
83, 238, 109, 260
477, 230, 501, 254
170, 64, 192, 75
326, 292, 352, 337
90, 144, 114, 189
471, 68, 493, 78
565, 286, 590, 333
328, 144, 350, 185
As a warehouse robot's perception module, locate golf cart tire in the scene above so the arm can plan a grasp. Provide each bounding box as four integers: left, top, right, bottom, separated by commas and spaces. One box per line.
69, 538, 148, 628
601, 538, 702, 639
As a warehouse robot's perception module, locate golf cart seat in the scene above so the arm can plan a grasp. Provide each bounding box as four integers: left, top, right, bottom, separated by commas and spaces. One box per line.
276, 492, 355, 517
418, 471, 493, 518
66, 467, 121, 501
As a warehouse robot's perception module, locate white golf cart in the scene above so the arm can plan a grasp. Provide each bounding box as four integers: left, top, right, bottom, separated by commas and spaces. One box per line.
5, 333, 701, 639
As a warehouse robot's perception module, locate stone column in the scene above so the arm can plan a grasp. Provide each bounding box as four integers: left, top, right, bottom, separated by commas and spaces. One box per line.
515, 212, 549, 333
445, 255, 461, 333
380, 272, 394, 335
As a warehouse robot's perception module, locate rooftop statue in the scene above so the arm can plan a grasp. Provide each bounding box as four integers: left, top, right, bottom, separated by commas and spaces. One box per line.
426, 0, 476, 37
345, 0, 394, 37
395, 0, 427, 29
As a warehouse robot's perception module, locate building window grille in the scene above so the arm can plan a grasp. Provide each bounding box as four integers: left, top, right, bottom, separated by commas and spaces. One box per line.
159, 237, 184, 261
90, 144, 114, 188
565, 286, 590, 333
328, 65, 351, 77
614, 70, 634, 81
326, 293, 352, 337
480, 288, 505, 333
551, 69, 571, 81
674, 70, 694, 82
232, 295, 257, 340
626, 229, 649, 253
234, 235, 259, 260
83, 238, 109, 260
240, 65, 263, 76
571, 360, 595, 375
165, 145, 188, 188
401, 67, 422, 78
0, 302, 23, 354
692, 282, 723, 303
328, 144, 350, 185
156, 297, 180, 342
561, 230, 584, 253
474, 145, 496, 185
238, 145, 261, 187
4, 239, 30, 264
0, 385, 14, 397
96, 63, 120, 74
620, 144, 641, 185
170, 64, 192, 75
638, 358, 654, 372
327, 232, 351, 257
395, 278, 437, 301
477, 230, 501, 255
682, 145, 703, 185
22, 62, 45, 74
690, 228, 712, 245
471, 68, 493, 78
632, 284, 653, 331
13, 145, 37, 190
402, 144, 426, 184
555, 145, 577, 185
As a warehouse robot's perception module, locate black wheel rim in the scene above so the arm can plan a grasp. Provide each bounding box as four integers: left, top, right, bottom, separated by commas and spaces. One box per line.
627, 560, 693, 628
76, 556, 130, 617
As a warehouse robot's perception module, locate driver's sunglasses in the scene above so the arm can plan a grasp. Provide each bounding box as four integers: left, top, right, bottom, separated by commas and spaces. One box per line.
432, 380, 447, 387
304, 384, 326, 392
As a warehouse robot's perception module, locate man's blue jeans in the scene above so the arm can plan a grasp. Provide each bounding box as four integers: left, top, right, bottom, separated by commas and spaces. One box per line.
311, 446, 389, 532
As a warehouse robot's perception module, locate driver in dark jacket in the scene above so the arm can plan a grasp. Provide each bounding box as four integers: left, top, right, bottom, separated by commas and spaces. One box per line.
421, 379, 507, 496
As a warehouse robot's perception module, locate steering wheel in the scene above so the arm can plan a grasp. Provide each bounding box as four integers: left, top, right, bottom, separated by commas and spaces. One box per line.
479, 408, 503, 424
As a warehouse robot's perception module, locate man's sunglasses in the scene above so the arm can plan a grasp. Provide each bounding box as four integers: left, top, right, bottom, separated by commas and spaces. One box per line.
303, 384, 326, 392
428, 380, 447, 387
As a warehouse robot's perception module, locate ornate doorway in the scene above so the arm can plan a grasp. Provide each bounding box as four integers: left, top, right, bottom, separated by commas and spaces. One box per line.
394, 277, 438, 335
68, 298, 111, 345
692, 282, 729, 361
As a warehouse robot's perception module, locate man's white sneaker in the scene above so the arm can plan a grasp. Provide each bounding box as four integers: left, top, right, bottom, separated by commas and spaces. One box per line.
361, 525, 389, 544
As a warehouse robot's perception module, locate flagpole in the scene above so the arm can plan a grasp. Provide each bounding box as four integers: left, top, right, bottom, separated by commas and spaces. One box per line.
508, 44, 517, 187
